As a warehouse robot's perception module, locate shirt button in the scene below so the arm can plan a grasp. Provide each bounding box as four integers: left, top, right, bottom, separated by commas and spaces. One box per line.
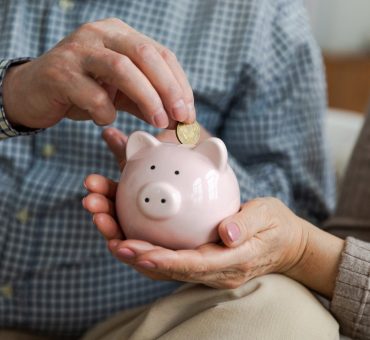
42, 143, 56, 158
59, 0, 74, 11
0, 284, 13, 299
16, 208, 29, 224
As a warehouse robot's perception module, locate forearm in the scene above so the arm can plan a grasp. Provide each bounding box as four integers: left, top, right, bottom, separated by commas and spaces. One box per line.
285, 220, 345, 298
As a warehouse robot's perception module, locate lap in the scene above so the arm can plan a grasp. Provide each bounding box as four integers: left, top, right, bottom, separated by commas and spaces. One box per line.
82, 274, 339, 340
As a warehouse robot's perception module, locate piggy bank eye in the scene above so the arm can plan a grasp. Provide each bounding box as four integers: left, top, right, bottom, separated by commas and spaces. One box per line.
150, 165, 156, 170
174, 170, 180, 175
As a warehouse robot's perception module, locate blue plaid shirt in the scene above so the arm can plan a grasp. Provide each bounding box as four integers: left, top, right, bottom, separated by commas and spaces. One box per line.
0, 0, 335, 338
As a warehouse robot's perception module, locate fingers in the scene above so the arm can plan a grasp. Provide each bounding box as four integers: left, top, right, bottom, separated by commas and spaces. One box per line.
64, 106, 91, 121
94, 213, 123, 240
108, 239, 158, 261
64, 73, 116, 125
125, 43, 189, 122
159, 48, 195, 123
81, 19, 195, 125
110, 240, 242, 277
218, 198, 276, 248
106, 237, 259, 288
83, 193, 123, 240
83, 48, 169, 128
83, 193, 115, 215
102, 127, 127, 170
84, 174, 118, 200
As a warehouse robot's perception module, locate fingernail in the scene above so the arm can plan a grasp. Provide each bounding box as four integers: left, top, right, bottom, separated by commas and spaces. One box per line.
136, 260, 156, 269
153, 111, 169, 128
187, 102, 196, 122
226, 223, 240, 242
82, 197, 86, 208
117, 247, 136, 259
173, 99, 187, 122
92, 214, 96, 224
83, 180, 87, 189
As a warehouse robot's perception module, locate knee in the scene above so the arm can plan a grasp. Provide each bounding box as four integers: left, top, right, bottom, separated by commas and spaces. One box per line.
222, 274, 339, 339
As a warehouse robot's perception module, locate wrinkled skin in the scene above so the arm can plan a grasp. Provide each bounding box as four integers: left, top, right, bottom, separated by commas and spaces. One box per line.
83, 126, 309, 289
3, 18, 195, 129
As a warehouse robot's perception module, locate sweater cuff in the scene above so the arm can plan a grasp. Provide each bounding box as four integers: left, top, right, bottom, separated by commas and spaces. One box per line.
0, 58, 43, 140
331, 237, 370, 339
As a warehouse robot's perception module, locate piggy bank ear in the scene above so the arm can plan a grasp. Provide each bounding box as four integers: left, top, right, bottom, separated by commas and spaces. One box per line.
194, 137, 228, 172
126, 131, 160, 161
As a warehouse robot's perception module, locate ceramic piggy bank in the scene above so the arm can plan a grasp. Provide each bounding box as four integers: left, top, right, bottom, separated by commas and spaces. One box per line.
116, 131, 240, 249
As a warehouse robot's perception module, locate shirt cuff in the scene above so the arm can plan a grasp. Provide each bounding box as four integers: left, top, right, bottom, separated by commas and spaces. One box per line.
0, 58, 43, 140
330, 237, 370, 339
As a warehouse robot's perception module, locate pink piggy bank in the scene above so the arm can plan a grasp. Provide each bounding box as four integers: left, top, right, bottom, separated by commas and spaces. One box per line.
116, 131, 240, 249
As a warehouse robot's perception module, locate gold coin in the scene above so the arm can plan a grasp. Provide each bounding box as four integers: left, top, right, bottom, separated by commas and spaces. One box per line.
176, 121, 201, 145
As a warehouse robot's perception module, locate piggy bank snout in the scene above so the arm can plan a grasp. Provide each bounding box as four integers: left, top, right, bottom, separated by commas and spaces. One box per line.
137, 182, 181, 220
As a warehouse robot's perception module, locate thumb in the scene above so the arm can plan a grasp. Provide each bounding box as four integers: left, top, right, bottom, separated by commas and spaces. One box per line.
218, 199, 273, 248
102, 127, 128, 171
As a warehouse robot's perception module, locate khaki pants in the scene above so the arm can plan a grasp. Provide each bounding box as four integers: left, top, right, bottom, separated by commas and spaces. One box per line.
0, 274, 339, 340
82, 274, 339, 340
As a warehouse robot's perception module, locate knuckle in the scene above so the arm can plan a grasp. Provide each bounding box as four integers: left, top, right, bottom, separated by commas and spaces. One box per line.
55, 42, 84, 65
183, 92, 194, 105
135, 43, 157, 63
166, 84, 183, 101
143, 101, 165, 118
78, 22, 102, 36
247, 199, 270, 215
42, 65, 63, 83
106, 17, 124, 26
44, 62, 76, 85
90, 92, 109, 111
160, 48, 177, 62
107, 55, 132, 84
80, 22, 95, 32
111, 54, 131, 71
60, 41, 82, 58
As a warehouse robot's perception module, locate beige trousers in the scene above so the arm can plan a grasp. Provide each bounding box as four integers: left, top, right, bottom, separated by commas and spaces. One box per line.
82, 274, 339, 340
0, 274, 339, 340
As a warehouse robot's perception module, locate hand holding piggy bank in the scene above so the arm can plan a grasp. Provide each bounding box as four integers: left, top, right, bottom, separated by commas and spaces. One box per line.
116, 131, 240, 249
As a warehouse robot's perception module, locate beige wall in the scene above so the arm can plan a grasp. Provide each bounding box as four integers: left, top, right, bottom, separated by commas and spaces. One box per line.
305, 0, 370, 53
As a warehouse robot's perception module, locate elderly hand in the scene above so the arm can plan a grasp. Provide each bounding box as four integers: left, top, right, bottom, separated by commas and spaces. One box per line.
83, 127, 316, 290
2, 18, 195, 129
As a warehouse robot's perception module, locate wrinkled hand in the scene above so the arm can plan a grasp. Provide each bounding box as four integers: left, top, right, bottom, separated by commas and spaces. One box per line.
3, 18, 195, 129
83, 128, 308, 289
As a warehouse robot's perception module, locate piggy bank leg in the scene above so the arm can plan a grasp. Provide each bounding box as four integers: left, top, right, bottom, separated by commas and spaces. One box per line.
82, 274, 339, 340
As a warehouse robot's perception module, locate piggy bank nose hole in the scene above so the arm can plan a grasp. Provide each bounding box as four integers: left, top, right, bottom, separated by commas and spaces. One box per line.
161, 199, 166, 204
145, 197, 150, 203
